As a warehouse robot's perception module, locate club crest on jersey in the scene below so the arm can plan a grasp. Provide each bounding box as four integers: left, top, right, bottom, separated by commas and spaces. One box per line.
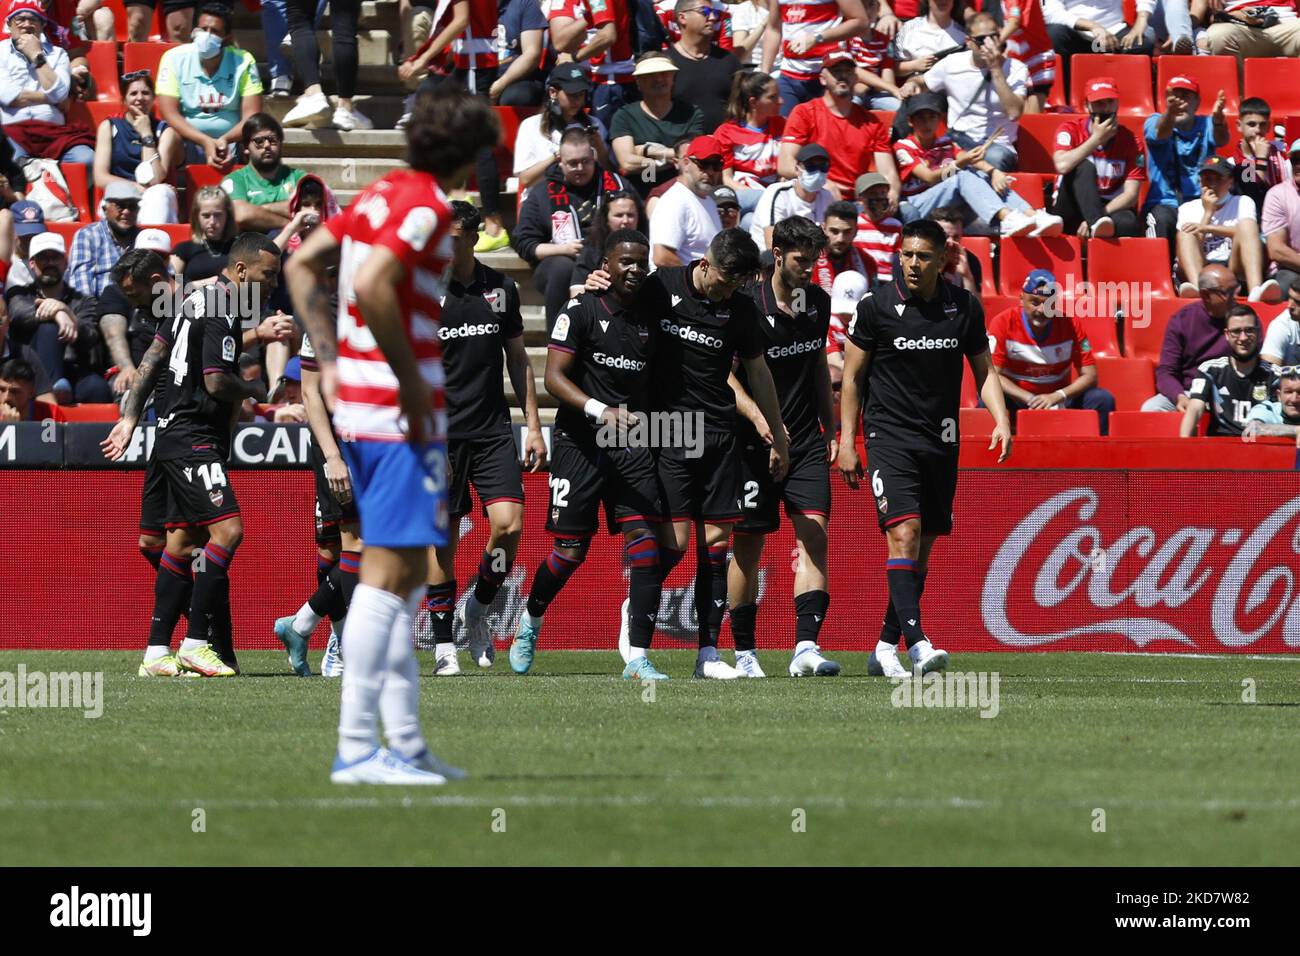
636, 325, 649, 344
553, 313, 570, 341
944, 303, 959, 319
222, 336, 236, 361
483, 290, 500, 307
209, 490, 224, 508
877, 495, 888, 513
1253, 384, 1268, 401
718, 310, 730, 323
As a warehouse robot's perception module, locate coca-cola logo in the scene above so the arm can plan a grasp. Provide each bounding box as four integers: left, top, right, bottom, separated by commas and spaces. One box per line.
981, 487, 1300, 649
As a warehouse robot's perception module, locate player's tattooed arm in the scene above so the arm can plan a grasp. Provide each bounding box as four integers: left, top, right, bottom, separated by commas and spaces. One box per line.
837, 341, 871, 487
505, 335, 548, 470
205, 369, 267, 405
1242, 421, 1299, 442
99, 313, 135, 381
101, 333, 168, 461
286, 226, 341, 364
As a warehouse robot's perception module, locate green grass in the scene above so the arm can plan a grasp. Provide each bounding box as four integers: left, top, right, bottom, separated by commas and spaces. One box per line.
2, 650, 1298, 865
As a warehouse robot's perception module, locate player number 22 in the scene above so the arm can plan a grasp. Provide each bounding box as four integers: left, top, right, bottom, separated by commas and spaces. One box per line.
549, 475, 571, 508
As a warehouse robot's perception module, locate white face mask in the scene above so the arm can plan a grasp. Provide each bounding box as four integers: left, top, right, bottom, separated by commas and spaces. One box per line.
193, 29, 223, 59
799, 169, 828, 193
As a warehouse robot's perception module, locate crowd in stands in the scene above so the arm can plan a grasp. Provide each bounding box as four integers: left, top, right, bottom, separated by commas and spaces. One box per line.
3, 0, 1300, 441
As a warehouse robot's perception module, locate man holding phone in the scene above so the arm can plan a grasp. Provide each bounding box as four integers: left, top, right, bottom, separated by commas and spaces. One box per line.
1050, 77, 1146, 239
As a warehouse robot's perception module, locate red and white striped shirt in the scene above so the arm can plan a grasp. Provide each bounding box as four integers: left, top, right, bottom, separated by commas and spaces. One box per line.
654, 0, 734, 50
777, 0, 843, 81
854, 212, 901, 282
326, 169, 453, 443
812, 246, 873, 296
893, 134, 959, 198
546, 0, 636, 84
452, 0, 502, 71
714, 117, 786, 188
1003, 0, 1056, 88
848, 28, 894, 75
988, 305, 1094, 393
1220, 0, 1295, 20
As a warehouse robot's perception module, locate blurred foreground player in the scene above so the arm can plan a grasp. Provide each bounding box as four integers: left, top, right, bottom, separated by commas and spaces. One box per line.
837, 218, 1013, 677
287, 87, 500, 785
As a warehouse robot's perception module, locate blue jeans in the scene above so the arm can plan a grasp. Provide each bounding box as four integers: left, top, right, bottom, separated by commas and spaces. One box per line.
900, 169, 1032, 226
777, 75, 822, 118
949, 130, 1019, 173
856, 91, 902, 112
736, 186, 764, 233
7, 137, 94, 168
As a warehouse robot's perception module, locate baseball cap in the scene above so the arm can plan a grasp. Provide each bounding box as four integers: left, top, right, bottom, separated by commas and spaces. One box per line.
1085, 77, 1119, 103
548, 63, 591, 93
855, 172, 889, 195
104, 181, 143, 203
9, 199, 45, 237
1022, 268, 1058, 296
1290, 137, 1300, 158
796, 143, 830, 165
1199, 155, 1234, 177
29, 232, 66, 258
831, 270, 869, 315
906, 92, 946, 118
632, 54, 678, 77
824, 50, 856, 70
135, 228, 172, 254
5, 0, 49, 23
1166, 75, 1200, 95
687, 134, 723, 162
713, 186, 739, 209
283, 356, 301, 382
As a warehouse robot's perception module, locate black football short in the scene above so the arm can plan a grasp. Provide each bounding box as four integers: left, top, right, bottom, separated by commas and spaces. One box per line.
656, 430, 743, 524
735, 438, 831, 536
545, 430, 664, 536
448, 430, 525, 519
864, 440, 958, 536
124, 0, 198, 14
309, 435, 360, 544
139, 455, 171, 536
156, 454, 241, 529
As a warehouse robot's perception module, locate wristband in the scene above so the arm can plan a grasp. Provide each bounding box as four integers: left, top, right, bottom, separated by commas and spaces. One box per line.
1056, 389, 1067, 403
584, 399, 609, 421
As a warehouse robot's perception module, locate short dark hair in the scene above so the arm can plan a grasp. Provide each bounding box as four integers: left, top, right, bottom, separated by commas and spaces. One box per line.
297, 178, 325, 206
559, 126, 593, 150
111, 248, 168, 288
450, 200, 482, 235
197, 2, 233, 34
1226, 303, 1262, 331
929, 206, 964, 224
900, 218, 947, 251
0, 358, 35, 386
708, 227, 761, 277
771, 216, 827, 256
604, 228, 649, 256
228, 232, 281, 267
242, 112, 284, 145
406, 86, 501, 178
1239, 97, 1270, 119
824, 200, 859, 226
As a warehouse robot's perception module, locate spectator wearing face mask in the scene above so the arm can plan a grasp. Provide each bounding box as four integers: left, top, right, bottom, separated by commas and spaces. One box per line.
751, 143, 835, 251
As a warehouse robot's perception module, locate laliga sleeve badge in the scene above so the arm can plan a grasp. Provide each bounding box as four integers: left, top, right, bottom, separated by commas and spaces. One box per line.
1254, 384, 1268, 401
397, 206, 437, 251
222, 336, 236, 361
553, 313, 570, 342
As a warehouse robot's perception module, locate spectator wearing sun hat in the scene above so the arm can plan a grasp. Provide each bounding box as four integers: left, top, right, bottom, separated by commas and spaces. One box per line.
610, 52, 705, 199
649, 133, 724, 268
68, 180, 141, 299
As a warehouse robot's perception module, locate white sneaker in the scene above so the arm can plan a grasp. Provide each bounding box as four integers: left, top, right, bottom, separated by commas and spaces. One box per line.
269, 75, 292, 98
867, 646, 911, 678
409, 749, 468, 781
332, 105, 373, 131
788, 644, 842, 677
694, 657, 742, 680
395, 94, 416, 130
617, 597, 631, 663
999, 209, 1036, 237
283, 91, 331, 129
330, 748, 447, 785
908, 640, 950, 675
1248, 279, 1281, 303
434, 645, 461, 676
1090, 216, 1115, 238
1030, 211, 1064, 237
457, 599, 494, 668
321, 632, 344, 678
734, 650, 766, 678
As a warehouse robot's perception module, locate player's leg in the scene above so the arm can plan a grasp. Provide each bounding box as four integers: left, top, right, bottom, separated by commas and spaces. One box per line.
727, 531, 766, 676
786, 513, 838, 677
866, 443, 924, 678
274, 532, 343, 677
691, 434, 744, 679
900, 447, 957, 674
424, 530, 461, 676
321, 525, 361, 677
611, 444, 670, 678
177, 512, 243, 677
138, 528, 197, 676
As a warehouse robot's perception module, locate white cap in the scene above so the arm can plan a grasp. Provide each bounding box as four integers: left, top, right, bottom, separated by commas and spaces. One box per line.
135, 228, 172, 254
28, 232, 66, 258
831, 270, 869, 315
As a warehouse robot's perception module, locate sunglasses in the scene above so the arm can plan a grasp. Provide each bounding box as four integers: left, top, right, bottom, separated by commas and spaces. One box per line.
122, 69, 152, 84
802, 160, 830, 172
970, 33, 999, 43
1275, 365, 1300, 377
249, 135, 280, 147
692, 158, 724, 170
690, 5, 722, 16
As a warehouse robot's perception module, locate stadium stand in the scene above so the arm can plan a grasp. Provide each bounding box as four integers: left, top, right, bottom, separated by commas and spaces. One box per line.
1016, 409, 1101, 437
1069, 54, 1156, 116
1155, 56, 1239, 114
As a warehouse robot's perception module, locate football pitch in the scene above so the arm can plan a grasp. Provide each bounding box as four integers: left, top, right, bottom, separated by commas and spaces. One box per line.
2, 650, 1298, 866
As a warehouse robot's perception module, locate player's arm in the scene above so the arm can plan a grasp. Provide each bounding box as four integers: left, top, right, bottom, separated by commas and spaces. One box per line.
242, 311, 296, 351
285, 225, 342, 408
727, 368, 773, 445
575, 22, 616, 62
505, 334, 548, 471
969, 349, 1012, 462
301, 362, 351, 501
98, 311, 135, 389
814, 346, 837, 462
739, 353, 789, 480
204, 343, 267, 404
544, 344, 637, 429
1179, 397, 1206, 437
100, 333, 169, 460
837, 338, 869, 486
1242, 421, 1299, 441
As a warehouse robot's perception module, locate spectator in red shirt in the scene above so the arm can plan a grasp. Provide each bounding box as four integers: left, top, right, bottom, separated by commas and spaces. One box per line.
852, 170, 901, 283
1050, 76, 1145, 239
779, 49, 900, 205
715, 69, 784, 231
547, 0, 636, 128
987, 268, 1115, 433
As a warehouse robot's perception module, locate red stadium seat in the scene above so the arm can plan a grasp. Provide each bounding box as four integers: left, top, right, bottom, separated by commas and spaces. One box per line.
85, 42, 120, 103
1046, 69, 1067, 110
959, 236, 995, 296
1096, 356, 1155, 410
1244, 58, 1300, 118
86, 100, 125, 127
1069, 54, 1155, 117
183, 164, 242, 216
983, 295, 1018, 318
1074, 310, 1121, 358
1016, 408, 1100, 437
999, 236, 1083, 296
1087, 237, 1174, 298
1155, 56, 1239, 114
156, 223, 193, 249
44, 222, 86, 249
960, 407, 993, 437
123, 42, 178, 86
1006, 171, 1049, 210
1109, 411, 1181, 437
1123, 296, 1182, 361
1012, 113, 1063, 175
50, 404, 121, 422
961, 362, 978, 408
58, 164, 92, 222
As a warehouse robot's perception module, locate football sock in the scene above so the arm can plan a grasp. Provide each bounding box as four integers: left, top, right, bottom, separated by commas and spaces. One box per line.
434, 642, 456, 658
473, 550, 511, 606
316, 553, 335, 588
885, 557, 924, 647
875, 639, 900, 660
625, 532, 660, 650
379, 588, 428, 760
659, 546, 684, 584
730, 601, 758, 653
149, 550, 193, 648
794, 590, 829, 647
338, 550, 361, 612
880, 570, 928, 646
140, 545, 163, 572
209, 577, 236, 666
143, 645, 169, 663
301, 565, 346, 632
186, 541, 234, 646
525, 539, 588, 617
338, 584, 403, 762
423, 580, 456, 644
694, 540, 728, 648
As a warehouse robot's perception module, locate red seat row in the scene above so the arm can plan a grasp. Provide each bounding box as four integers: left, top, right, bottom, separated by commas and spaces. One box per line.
959, 409, 1210, 438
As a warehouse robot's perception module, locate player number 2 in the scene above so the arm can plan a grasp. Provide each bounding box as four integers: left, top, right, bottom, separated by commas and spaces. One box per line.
743, 481, 759, 508
549, 475, 570, 508
871, 469, 884, 498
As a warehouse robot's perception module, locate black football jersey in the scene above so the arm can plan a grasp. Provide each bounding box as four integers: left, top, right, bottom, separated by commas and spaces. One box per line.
737, 276, 831, 448
548, 290, 656, 441
645, 263, 765, 433
848, 279, 987, 446
153, 279, 244, 461
1189, 357, 1276, 436
439, 262, 524, 439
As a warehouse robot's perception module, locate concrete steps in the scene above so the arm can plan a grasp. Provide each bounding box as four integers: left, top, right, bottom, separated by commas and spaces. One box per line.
233, 0, 400, 33
240, 30, 397, 71
281, 128, 408, 160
